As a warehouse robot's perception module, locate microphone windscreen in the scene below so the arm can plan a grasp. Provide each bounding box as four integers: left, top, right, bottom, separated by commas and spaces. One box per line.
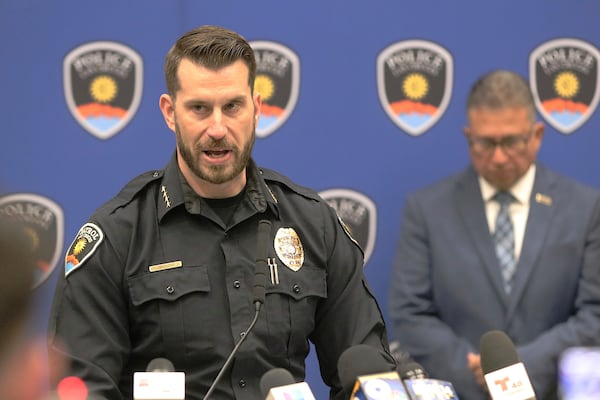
480, 330, 520, 374
260, 368, 295, 399
337, 344, 394, 393
146, 357, 175, 372
397, 361, 429, 380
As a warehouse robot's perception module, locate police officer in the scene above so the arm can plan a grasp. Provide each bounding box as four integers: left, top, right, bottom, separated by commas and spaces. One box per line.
48, 25, 394, 400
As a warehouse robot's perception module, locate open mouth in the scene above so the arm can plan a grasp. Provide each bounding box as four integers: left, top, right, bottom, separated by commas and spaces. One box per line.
204, 150, 230, 158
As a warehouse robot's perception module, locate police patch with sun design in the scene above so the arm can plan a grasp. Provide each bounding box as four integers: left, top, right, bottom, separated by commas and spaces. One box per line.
377, 39, 453, 136
63, 41, 143, 140
65, 222, 104, 277
529, 38, 600, 134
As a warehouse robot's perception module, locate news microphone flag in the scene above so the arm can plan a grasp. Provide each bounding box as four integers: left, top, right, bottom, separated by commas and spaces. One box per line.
480, 330, 536, 400
260, 368, 316, 400
402, 378, 459, 400
133, 358, 185, 400
350, 371, 410, 400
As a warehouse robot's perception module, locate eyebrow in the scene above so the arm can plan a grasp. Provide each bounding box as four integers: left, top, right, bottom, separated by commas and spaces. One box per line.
183, 95, 248, 107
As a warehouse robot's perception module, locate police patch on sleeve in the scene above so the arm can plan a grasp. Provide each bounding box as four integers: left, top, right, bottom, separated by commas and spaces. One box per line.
65, 222, 104, 277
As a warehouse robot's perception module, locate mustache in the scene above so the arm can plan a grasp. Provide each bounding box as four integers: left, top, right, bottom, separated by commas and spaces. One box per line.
200, 138, 234, 150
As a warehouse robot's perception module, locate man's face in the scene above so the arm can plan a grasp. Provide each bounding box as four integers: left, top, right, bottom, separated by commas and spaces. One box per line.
464, 107, 544, 191
160, 58, 261, 198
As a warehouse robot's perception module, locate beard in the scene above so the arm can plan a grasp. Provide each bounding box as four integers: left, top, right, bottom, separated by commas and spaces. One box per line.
175, 118, 255, 185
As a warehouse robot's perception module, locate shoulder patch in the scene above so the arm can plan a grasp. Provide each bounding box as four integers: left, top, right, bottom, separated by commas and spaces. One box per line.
65, 223, 104, 277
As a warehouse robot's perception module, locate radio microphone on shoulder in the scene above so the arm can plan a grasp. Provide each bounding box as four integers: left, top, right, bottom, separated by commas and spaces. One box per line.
480, 330, 536, 400
133, 357, 185, 400
260, 368, 316, 400
203, 219, 272, 400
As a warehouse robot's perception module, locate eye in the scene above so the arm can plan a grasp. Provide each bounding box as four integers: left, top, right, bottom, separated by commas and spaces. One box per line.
501, 136, 520, 147
478, 138, 496, 149
223, 101, 242, 113
191, 103, 210, 115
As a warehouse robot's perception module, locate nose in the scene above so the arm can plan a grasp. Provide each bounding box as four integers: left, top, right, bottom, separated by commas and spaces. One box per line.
206, 110, 227, 139
491, 144, 509, 164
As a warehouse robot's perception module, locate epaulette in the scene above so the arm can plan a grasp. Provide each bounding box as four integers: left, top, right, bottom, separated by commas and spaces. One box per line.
259, 168, 322, 202
97, 169, 164, 214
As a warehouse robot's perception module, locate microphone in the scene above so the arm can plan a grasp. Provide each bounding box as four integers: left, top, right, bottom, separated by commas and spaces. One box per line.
337, 344, 407, 399
397, 361, 428, 380
253, 219, 271, 305
133, 357, 185, 400
480, 330, 536, 400
398, 361, 459, 400
260, 368, 316, 400
203, 219, 272, 400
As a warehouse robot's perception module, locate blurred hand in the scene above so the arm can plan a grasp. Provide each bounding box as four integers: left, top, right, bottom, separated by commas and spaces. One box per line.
467, 352, 485, 388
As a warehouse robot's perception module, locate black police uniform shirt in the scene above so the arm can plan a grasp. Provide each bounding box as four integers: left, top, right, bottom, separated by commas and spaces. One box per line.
48, 153, 392, 400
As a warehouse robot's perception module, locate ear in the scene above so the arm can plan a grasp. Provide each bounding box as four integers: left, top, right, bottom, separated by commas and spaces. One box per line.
463, 126, 472, 138
253, 92, 262, 124
159, 94, 176, 132
533, 121, 544, 140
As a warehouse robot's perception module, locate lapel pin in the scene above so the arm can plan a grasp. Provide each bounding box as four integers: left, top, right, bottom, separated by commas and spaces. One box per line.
535, 193, 552, 206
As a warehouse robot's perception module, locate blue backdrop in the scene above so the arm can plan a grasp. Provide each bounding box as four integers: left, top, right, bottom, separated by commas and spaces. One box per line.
2, 1, 599, 398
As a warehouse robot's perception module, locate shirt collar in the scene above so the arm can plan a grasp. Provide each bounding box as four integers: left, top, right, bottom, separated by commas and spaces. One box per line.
157, 153, 279, 221
479, 163, 536, 205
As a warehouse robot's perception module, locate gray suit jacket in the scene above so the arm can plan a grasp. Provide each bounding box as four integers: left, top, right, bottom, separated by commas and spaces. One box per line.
389, 164, 600, 400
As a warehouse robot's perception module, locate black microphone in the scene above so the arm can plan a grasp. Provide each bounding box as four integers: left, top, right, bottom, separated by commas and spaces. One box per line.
203, 219, 272, 400
253, 219, 271, 305
260, 368, 316, 400
260, 368, 296, 398
480, 330, 536, 400
133, 357, 185, 400
397, 361, 429, 380
337, 344, 401, 399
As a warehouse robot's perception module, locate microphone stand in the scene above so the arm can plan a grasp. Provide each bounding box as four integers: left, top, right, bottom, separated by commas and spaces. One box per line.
203, 300, 262, 400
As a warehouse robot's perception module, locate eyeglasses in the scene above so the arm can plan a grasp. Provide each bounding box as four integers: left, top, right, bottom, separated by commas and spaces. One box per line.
466, 130, 533, 156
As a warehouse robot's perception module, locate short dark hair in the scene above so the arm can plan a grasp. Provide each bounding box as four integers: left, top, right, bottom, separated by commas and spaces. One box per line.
467, 70, 536, 122
164, 25, 256, 98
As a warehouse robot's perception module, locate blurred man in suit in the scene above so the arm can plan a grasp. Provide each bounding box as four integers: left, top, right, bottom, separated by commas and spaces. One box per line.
389, 70, 600, 399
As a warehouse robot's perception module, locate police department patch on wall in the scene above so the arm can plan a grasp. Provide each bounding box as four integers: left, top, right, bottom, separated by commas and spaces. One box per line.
0, 193, 64, 288
377, 39, 453, 136
63, 41, 144, 140
529, 38, 600, 135
251, 41, 300, 138
319, 188, 377, 265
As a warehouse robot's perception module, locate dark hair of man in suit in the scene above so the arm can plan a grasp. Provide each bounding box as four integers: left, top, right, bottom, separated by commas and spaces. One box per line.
466, 70, 537, 123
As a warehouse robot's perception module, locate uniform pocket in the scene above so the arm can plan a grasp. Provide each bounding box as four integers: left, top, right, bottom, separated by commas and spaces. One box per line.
128, 266, 210, 305
263, 265, 327, 358
126, 266, 212, 361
